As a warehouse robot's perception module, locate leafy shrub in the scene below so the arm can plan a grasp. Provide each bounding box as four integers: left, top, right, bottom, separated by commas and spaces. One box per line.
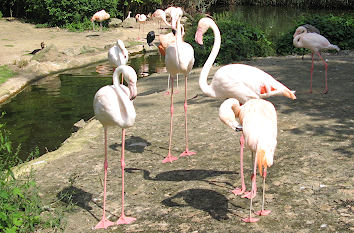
184, 13, 275, 67
0, 11, 3, 18
275, 14, 354, 55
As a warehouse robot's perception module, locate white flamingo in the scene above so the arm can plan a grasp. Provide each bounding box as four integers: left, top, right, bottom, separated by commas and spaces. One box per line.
93, 65, 137, 229
219, 98, 277, 222
163, 7, 195, 163
293, 26, 340, 94
135, 14, 147, 40
108, 39, 129, 83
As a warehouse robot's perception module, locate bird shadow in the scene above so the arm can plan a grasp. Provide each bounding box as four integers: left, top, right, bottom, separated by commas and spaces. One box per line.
109, 136, 151, 153
162, 188, 239, 220
125, 167, 235, 185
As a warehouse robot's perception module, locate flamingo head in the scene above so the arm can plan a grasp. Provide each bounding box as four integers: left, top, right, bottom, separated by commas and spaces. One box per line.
195, 17, 213, 45
293, 26, 307, 38
117, 39, 129, 60
166, 7, 183, 30
124, 66, 138, 100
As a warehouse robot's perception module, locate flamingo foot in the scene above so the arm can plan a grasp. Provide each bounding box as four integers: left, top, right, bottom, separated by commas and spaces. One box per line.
180, 150, 196, 157
241, 191, 255, 199
174, 89, 179, 94
95, 217, 115, 229
232, 187, 246, 195
255, 210, 271, 216
323, 88, 328, 94
162, 154, 178, 163
164, 91, 170, 95
116, 214, 136, 225
242, 217, 259, 223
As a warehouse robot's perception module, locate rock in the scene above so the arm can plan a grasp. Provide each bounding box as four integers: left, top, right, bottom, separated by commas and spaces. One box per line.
108, 18, 123, 28
122, 18, 137, 28
31, 44, 64, 62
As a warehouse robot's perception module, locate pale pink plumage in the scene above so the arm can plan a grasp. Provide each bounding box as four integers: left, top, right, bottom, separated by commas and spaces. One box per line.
219, 98, 277, 222
135, 14, 147, 40
163, 7, 195, 163
93, 65, 137, 229
152, 9, 171, 31
195, 17, 296, 104
293, 26, 340, 93
91, 10, 110, 31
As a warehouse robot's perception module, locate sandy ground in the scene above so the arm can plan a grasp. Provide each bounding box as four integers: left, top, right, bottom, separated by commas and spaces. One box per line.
1, 18, 353, 233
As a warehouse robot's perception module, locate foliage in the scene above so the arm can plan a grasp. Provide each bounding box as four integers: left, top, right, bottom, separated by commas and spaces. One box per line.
0, 11, 3, 18
275, 14, 354, 55
0, 66, 16, 85
184, 12, 275, 67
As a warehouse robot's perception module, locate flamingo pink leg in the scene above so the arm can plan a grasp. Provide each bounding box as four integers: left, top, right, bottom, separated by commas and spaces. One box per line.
116, 129, 136, 225
316, 52, 328, 94
164, 75, 171, 96
95, 128, 115, 229
163, 76, 178, 163
180, 75, 196, 157
309, 52, 314, 93
255, 168, 271, 216
232, 134, 247, 195
242, 151, 259, 223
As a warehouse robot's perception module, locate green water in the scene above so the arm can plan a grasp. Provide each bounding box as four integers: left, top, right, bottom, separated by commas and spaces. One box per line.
0, 53, 165, 161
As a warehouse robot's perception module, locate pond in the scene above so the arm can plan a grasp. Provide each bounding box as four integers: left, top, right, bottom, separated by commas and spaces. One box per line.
0, 53, 165, 162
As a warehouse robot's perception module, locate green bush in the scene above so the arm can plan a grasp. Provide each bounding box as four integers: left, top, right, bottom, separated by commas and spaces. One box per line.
275, 14, 354, 55
0, 11, 3, 18
184, 13, 275, 66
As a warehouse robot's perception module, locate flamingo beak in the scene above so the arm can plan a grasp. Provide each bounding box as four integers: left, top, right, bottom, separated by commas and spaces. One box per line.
129, 82, 137, 100
195, 27, 204, 45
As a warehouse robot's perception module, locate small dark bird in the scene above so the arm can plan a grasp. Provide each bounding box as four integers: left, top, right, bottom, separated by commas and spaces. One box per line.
30, 42, 45, 55
146, 31, 155, 46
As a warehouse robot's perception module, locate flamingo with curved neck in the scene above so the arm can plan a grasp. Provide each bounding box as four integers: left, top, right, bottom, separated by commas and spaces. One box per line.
93, 65, 137, 228
108, 39, 129, 83
163, 7, 196, 163
195, 17, 296, 104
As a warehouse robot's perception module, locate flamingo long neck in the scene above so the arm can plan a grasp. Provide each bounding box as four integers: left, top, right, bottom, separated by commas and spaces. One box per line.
293, 35, 303, 49
199, 21, 221, 97
161, 14, 171, 27
175, 17, 183, 67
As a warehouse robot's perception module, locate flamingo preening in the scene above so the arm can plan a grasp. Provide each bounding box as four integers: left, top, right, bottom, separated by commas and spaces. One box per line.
108, 39, 129, 83
135, 14, 147, 40
293, 25, 340, 94
219, 98, 277, 222
93, 65, 138, 229
163, 7, 195, 163
196, 17, 295, 214
91, 10, 110, 31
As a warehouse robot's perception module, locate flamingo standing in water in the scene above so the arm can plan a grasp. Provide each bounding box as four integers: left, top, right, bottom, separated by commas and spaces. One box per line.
293, 25, 340, 94
93, 65, 138, 229
108, 39, 129, 83
163, 7, 195, 163
219, 98, 277, 222
195, 17, 295, 197
135, 14, 147, 40
91, 10, 110, 31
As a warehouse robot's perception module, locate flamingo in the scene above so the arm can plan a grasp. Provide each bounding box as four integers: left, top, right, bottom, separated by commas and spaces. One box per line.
91, 10, 110, 31
108, 39, 129, 83
219, 98, 277, 222
293, 24, 320, 60
163, 7, 195, 163
152, 9, 171, 32
195, 17, 295, 198
195, 17, 296, 103
93, 65, 138, 229
293, 26, 340, 94
158, 29, 180, 95
135, 14, 147, 40
126, 11, 132, 19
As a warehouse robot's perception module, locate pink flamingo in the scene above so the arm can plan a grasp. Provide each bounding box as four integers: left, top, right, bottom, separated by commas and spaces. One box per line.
135, 14, 147, 40
108, 39, 129, 83
158, 29, 181, 95
195, 17, 295, 197
152, 9, 171, 32
93, 65, 138, 229
219, 98, 277, 222
293, 26, 340, 94
163, 7, 195, 163
91, 10, 110, 31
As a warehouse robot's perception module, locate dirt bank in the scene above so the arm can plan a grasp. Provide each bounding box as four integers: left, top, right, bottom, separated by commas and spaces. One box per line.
14, 50, 353, 232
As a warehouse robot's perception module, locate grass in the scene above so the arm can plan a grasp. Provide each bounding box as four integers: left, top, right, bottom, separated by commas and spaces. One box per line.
0, 65, 17, 84
4, 45, 14, 47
